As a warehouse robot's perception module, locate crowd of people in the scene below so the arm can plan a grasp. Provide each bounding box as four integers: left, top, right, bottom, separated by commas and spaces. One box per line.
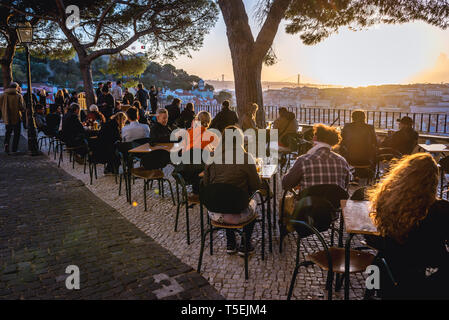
1, 79, 447, 299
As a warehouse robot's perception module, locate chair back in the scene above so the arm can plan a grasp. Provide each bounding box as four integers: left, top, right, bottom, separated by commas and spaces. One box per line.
200, 183, 249, 214
133, 137, 151, 146
351, 187, 368, 201
141, 149, 171, 170
299, 184, 348, 210
291, 196, 334, 238
439, 156, 449, 174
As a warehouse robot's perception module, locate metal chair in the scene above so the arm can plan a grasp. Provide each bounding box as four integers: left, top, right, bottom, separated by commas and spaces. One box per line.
197, 183, 265, 280
287, 196, 375, 300
130, 149, 175, 211
439, 156, 449, 199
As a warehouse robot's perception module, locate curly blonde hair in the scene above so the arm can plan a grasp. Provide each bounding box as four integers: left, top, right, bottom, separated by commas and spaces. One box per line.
367, 153, 438, 244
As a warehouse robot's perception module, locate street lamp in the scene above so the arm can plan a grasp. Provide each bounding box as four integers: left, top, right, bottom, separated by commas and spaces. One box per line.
16, 22, 41, 156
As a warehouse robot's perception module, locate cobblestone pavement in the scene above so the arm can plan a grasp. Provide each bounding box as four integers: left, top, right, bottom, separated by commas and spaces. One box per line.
0, 132, 223, 300
30, 133, 374, 300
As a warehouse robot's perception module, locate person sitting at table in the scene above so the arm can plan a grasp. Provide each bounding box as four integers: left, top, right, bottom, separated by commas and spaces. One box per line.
86, 104, 106, 124
132, 100, 149, 125
239, 103, 259, 131
176, 102, 195, 129
282, 123, 351, 191
34, 104, 47, 133
381, 116, 418, 155
45, 104, 62, 137
367, 153, 449, 299
272, 107, 299, 149
165, 98, 181, 129
149, 108, 174, 144
340, 110, 378, 167
121, 106, 150, 142
203, 125, 261, 255
122, 87, 134, 105
93, 111, 128, 175
210, 100, 239, 133
113, 100, 122, 115
61, 103, 88, 156
175, 111, 219, 197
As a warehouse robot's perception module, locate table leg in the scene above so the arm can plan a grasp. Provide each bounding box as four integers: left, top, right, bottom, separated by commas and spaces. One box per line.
344, 234, 354, 300
272, 173, 277, 235
264, 180, 273, 253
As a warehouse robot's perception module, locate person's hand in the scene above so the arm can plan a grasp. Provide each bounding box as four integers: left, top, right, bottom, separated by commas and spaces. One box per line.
198, 171, 204, 177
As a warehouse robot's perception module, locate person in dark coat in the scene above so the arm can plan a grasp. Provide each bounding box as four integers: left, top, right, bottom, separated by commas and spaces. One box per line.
97, 86, 115, 120
95, 82, 103, 102
61, 103, 87, 155
93, 112, 128, 174
149, 86, 159, 114
210, 100, 239, 133
45, 104, 62, 137
381, 116, 418, 155
340, 110, 378, 166
176, 102, 195, 129
122, 87, 134, 105
149, 108, 172, 144
132, 100, 149, 126
135, 83, 149, 110
165, 98, 181, 129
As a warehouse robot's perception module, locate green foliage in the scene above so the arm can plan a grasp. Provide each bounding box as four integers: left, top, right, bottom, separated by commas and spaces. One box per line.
107, 54, 148, 79
285, 0, 449, 45
214, 90, 233, 104
124, 79, 139, 88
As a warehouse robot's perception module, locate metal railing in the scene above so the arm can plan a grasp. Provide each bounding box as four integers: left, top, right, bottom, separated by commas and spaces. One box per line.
175, 103, 448, 135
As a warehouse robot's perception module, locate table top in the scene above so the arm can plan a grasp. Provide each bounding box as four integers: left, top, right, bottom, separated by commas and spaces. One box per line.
259, 164, 277, 179
341, 200, 379, 236
128, 143, 174, 153
418, 144, 449, 153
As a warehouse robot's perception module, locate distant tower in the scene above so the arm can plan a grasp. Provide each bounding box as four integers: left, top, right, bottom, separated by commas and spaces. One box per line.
222, 74, 224, 82
297, 74, 300, 87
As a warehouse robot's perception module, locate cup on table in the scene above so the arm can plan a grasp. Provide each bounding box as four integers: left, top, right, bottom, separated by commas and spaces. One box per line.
255, 158, 263, 173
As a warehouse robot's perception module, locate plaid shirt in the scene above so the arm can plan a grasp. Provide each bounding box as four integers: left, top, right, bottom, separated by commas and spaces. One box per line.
282, 147, 351, 191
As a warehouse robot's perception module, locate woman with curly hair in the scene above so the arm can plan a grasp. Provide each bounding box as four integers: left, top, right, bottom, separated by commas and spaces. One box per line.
367, 153, 449, 299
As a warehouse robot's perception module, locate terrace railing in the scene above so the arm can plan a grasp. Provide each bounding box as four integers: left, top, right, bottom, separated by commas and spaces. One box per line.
177, 103, 449, 135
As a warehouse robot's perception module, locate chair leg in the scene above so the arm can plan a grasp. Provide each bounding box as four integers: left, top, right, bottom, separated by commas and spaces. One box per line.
119, 174, 122, 196
326, 270, 334, 300
287, 238, 301, 300
174, 183, 180, 232
197, 228, 212, 273
165, 179, 176, 205
185, 199, 190, 245
243, 231, 249, 280
144, 180, 147, 211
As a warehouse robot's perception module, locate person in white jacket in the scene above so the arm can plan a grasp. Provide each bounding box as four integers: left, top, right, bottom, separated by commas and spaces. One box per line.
112, 81, 123, 102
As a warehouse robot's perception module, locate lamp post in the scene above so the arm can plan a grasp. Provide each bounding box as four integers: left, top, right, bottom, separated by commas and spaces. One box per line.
16, 22, 40, 156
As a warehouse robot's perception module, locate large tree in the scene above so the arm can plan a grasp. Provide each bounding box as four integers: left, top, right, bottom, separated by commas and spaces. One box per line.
2, 0, 218, 105
218, 0, 449, 127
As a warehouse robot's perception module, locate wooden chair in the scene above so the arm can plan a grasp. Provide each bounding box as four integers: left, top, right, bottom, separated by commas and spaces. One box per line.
287, 196, 375, 300
197, 183, 265, 280
439, 156, 449, 200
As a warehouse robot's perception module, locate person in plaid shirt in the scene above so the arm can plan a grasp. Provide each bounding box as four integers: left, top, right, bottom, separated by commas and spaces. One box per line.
282, 124, 351, 191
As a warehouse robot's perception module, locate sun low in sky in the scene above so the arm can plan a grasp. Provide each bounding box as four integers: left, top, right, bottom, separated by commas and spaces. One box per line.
174, 1, 449, 87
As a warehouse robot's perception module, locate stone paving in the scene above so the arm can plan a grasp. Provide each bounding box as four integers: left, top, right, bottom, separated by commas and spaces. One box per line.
0, 131, 223, 300
32, 133, 372, 300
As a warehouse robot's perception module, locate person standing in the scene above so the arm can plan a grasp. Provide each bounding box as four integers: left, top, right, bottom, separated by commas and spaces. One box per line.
112, 81, 123, 102
210, 100, 239, 133
176, 102, 195, 129
38, 89, 47, 107
98, 86, 115, 120
149, 86, 158, 114
95, 82, 103, 102
135, 83, 149, 111
0, 82, 25, 153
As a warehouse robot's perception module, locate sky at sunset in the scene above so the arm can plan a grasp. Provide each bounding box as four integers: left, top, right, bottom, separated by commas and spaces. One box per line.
173, 0, 449, 87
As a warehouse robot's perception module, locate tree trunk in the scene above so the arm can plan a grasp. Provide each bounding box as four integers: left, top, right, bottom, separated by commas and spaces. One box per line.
79, 59, 95, 106
231, 51, 265, 127
1, 60, 13, 89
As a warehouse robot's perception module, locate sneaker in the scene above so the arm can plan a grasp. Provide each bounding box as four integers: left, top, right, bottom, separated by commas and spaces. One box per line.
226, 243, 237, 255
237, 243, 255, 256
